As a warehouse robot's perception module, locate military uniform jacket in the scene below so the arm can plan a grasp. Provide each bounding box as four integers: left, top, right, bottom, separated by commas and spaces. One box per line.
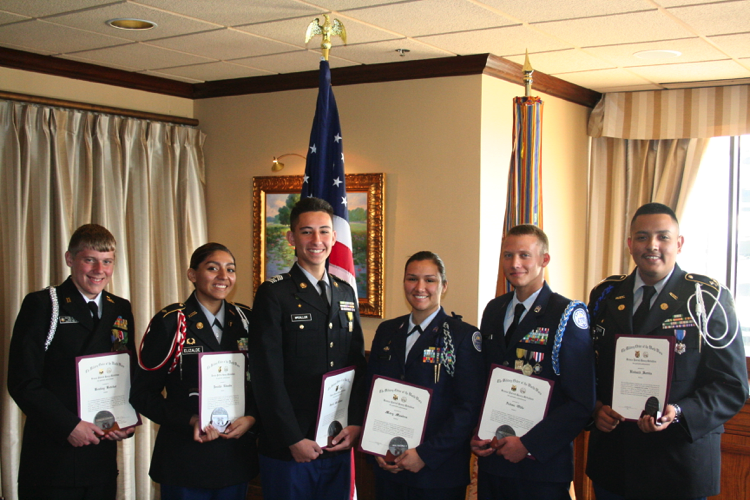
8, 277, 135, 488
587, 265, 748, 499
249, 263, 367, 460
368, 307, 484, 489
478, 283, 596, 483
130, 292, 259, 488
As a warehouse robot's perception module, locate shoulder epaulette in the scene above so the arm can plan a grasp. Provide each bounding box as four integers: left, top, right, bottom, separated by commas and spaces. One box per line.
232, 302, 252, 313
685, 273, 720, 292
597, 274, 627, 286
266, 273, 290, 284
160, 303, 185, 318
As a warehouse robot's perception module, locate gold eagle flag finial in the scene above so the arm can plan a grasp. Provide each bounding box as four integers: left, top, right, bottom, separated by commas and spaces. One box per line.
305, 14, 347, 61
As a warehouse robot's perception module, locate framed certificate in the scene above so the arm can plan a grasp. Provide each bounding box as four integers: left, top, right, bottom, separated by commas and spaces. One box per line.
315, 366, 355, 448
611, 335, 675, 421
198, 352, 246, 432
359, 376, 432, 460
477, 365, 553, 443
76, 351, 141, 432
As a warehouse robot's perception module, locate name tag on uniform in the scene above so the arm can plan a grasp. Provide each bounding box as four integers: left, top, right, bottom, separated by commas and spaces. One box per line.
183, 346, 204, 355
291, 313, 312, 322
339, 301, 356, 312
59, 316, 79, 324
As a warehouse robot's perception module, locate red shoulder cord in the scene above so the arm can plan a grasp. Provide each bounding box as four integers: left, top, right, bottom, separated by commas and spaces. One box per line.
137, 310, 187, 374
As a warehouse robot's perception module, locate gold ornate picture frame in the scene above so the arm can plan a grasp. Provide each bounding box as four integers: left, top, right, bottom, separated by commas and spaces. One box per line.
252, 173, 385, 318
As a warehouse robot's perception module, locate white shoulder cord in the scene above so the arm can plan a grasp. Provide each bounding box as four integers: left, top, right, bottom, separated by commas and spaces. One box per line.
687, 282, 739, 351
236, 306, 250, 334
44, 286, 60, 351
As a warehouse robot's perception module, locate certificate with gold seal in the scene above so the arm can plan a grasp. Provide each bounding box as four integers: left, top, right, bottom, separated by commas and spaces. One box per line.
477, 365, 553, 444
198, 352, 246, 432
315, 366, 355, 448
611, 335, 674, 421
359, 376, 432, 460
76, 351, 141, 432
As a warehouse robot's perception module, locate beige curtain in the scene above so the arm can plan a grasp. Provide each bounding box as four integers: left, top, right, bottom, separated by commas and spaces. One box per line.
585, 136, 708, 292
0, 99, 207, 500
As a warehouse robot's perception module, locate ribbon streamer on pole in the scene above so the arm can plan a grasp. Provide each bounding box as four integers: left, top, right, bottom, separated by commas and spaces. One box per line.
495, 51, 544, 296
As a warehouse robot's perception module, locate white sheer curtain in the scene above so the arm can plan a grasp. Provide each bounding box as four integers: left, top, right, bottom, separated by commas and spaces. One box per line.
0, 99, 207, 500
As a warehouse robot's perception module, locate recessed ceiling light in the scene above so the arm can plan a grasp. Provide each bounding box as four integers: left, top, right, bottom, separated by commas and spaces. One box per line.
107, 18, 157, 31
633, 49, 681, 60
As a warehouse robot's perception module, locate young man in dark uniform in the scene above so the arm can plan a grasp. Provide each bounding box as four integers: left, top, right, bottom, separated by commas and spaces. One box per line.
249, 197, 367, 500
587, 203, 748, 500
8, 224, 135, 500
471, 224, 596, 500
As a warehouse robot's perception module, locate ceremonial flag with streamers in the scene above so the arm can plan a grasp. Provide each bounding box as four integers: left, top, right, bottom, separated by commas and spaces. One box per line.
496, 95, 544, 296
301, 59, 357, 296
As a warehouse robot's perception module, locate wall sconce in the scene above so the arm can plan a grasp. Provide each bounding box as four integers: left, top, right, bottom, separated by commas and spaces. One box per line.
271, 153, 307, 172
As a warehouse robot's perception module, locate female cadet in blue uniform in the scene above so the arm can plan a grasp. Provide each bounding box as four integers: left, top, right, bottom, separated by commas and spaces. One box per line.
130, 243, 259, 500
367, 251, 485, 500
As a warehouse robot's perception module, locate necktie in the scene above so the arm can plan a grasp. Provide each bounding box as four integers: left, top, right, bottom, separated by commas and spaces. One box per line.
213, 318, 223, 343
318, 280, 329, 308
405, 325, 422, 361
505, 303, 525, 346
88, 301, 99, 330
632, 285, 656, 333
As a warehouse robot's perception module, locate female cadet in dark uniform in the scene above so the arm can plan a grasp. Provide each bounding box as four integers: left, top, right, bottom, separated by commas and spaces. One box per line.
130, 243, 259, 500
367, 251, 485, 500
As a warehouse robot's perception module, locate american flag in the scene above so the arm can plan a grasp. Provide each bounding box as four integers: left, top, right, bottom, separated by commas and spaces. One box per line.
301, 59, 357, 297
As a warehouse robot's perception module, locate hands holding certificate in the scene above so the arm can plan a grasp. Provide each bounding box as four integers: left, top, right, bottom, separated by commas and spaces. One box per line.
190, 414, 256, 443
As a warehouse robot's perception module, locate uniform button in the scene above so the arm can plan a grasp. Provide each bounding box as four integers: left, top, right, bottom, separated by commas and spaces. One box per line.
329, 322, 333, 329
330, 361, 334, 367
330, 342, 334, 348
299, 325, 304, 330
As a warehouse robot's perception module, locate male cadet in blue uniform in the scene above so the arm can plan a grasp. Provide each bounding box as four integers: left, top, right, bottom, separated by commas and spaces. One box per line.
249, 197, 367, 500
8, 224, 135, 500
587, 203, 748, 500
471, 224, 596, 500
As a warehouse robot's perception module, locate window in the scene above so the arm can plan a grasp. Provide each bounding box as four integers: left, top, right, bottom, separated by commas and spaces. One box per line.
680, 135, 750, 357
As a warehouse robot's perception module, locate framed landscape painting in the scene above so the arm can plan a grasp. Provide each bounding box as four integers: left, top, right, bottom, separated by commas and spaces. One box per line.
252, 173, 384, 317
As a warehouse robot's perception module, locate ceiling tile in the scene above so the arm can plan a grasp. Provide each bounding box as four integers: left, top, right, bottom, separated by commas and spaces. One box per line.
505, 49, 615, 75
152, 61, 273, 81
342, 0, 516, 38
417, 24, 572, 56
708, 32, 750, 59
0, 0, 116, 18
235, 14, 397, 48
0, 19, 130, 54
536, 10, 693, 47
668, 1, 750, 36
627, 59, 750, 83
594, 83, 664, 92
140, 69, 204, 83
63, 42, 216, 70
553, 68, 655, 92
147, 28, 298, 60
232, 50, 354, 73
59, 53, 142, 72
0, 11, 29, 25
0, 41, 56, 55
135, 0, 325, 27
316, 38, 452, 65
45, 3, 219, 41
322, 0, 410, 9
585, 37, 728, 67
477, 0, 650, 23
652, 0, 716, 6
